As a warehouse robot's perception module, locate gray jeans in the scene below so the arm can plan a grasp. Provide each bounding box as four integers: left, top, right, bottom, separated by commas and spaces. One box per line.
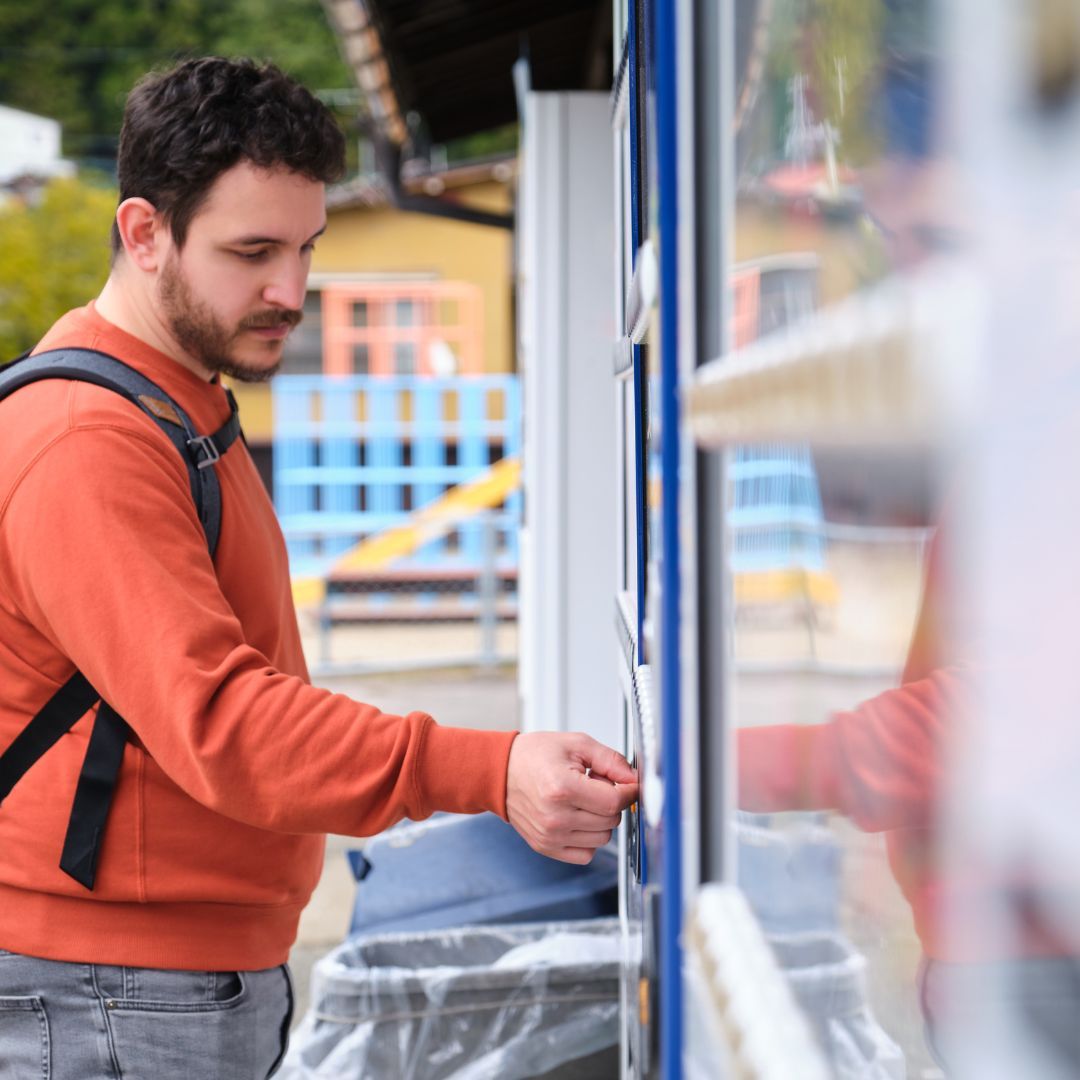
0, 948, 292, 1079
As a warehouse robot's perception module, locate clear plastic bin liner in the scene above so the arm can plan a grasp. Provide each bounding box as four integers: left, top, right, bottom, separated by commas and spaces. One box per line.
769, 932, 906, 1080
279, 919, 621, 1080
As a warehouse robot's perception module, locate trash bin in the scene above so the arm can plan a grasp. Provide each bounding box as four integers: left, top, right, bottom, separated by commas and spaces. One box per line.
736, 812, 842, 935
279, 919, 622, 1080
346, 813, 618, 937
769, 931, 906, 1080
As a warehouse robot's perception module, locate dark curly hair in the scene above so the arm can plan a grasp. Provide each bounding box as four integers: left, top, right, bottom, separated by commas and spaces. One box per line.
111, 57, 346, 255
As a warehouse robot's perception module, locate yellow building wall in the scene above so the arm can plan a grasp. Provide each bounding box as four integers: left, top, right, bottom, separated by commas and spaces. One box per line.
314, 179, 514, 374
233, 178, 515, 444
734, 204, 881, 306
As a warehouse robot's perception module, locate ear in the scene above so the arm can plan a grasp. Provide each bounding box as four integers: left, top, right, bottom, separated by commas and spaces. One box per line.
114, 198, 166, 271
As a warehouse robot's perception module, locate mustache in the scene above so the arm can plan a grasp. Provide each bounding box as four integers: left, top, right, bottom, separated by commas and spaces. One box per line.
239, 309, 303, 331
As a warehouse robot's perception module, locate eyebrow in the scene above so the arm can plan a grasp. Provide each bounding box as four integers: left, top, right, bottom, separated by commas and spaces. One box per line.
230, 224, 327, 247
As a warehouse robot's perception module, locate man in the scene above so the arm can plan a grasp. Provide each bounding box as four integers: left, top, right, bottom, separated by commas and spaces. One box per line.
0, 58, 637, 1079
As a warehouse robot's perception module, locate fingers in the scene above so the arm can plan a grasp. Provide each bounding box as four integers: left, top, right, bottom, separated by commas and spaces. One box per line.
553, 847, 599, 866
510, 811, 616, 864
518, 806, 620, 848
504, 731, 637, 865
573, 735, 638, 785
571, 769, 639, 817
523, 806, 623, 834
571, 829, 614, 848
564, 809, 623, 831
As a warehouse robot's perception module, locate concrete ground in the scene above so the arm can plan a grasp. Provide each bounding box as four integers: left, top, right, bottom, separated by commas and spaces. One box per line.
287, 656, 521, 1026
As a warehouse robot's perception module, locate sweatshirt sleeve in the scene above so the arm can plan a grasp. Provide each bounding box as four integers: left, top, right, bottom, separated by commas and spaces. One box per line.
0, 412, 517, 836
737, 665, 970, 832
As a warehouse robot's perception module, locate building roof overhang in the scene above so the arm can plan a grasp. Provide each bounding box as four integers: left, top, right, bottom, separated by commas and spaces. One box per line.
321, 0, 609, 147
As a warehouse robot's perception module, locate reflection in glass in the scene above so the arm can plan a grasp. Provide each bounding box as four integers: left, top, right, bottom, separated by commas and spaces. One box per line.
279, 291, 325, 376
728, 2, 946, 1076
732, 448, 937, 1076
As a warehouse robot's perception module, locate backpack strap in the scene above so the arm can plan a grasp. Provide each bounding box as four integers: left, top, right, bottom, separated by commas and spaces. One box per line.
59, 700, 130, 888
0, 347, 242, 889
0, 348, 242, 556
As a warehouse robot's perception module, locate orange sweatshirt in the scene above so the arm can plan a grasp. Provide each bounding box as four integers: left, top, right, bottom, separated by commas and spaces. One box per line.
0, 304, 517, 971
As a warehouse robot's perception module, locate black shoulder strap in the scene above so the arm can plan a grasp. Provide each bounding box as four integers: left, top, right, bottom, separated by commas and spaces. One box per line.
0, 347, 243, 889
0, 347, 243, 557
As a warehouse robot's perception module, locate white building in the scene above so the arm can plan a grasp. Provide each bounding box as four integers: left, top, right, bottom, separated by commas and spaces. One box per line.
0, 104, 75, 185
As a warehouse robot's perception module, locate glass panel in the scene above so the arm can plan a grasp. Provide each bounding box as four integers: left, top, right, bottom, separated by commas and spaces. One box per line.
728, 2, 952, 1076
278, 291, 324, 375
393, 299, 418, 374
731, 442, 942, 1078
393, 343, 416, 375
733, 0, 947, 322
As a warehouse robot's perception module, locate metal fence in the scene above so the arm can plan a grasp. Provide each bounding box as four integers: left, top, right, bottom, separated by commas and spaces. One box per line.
272, 374, 522, 673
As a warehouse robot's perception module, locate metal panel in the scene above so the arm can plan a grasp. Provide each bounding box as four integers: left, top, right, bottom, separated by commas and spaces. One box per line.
654, 0, 686, 1073
517, 92, 620, 748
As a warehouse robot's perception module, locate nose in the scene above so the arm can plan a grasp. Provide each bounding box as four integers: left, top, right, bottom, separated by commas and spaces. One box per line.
262, 260, 308, 311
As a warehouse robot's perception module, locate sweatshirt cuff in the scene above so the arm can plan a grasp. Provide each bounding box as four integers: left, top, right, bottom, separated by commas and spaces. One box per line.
414, 723, 519, 820
736, 722, 844, 813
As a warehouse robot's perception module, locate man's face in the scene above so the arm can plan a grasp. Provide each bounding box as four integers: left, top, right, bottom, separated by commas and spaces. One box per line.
156, 161, 326, 382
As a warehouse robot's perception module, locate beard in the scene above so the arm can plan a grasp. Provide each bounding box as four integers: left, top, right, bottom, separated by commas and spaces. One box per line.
159, 256, 302, 383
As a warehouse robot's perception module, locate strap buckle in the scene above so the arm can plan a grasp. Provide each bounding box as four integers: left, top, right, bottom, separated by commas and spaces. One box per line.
187, 435, 221, 470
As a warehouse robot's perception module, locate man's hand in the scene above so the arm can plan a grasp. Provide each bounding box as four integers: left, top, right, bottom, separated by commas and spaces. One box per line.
505, 732, 639, 864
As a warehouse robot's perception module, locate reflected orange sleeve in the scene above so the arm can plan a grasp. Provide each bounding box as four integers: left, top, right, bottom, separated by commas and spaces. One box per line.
737, 667, 968, 832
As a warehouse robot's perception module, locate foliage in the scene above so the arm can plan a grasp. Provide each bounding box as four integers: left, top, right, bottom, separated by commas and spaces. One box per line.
444, 125, 519, 167
812, 0, 886, 164
0, 178, 116, 360
0, 2, 361, 360
0, 0, 357, 164
760, 0, 886, 166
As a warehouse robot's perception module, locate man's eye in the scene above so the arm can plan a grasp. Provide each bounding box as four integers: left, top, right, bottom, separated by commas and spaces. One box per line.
236, 249, 269, 262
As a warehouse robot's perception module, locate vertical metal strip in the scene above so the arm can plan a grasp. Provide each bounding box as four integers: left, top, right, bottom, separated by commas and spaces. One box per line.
655, 0, 684, 1074
628, 1, 649, 652
629, 7, 642, 261
694, 0, 733, 888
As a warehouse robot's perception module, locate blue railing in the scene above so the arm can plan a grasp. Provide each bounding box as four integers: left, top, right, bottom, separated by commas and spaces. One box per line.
272, 375, 522, 581
728, 445, 828, 573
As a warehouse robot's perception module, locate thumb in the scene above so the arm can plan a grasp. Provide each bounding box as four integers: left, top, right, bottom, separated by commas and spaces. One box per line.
575, 735, 638, 785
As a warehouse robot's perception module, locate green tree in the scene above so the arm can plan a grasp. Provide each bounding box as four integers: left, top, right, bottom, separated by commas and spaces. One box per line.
0, 0, 356, 163
0, 178, 116, 359
813, 0, 886, 163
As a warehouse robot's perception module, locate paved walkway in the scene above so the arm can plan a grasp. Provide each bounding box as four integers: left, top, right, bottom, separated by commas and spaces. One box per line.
287, 663, 520, 1025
